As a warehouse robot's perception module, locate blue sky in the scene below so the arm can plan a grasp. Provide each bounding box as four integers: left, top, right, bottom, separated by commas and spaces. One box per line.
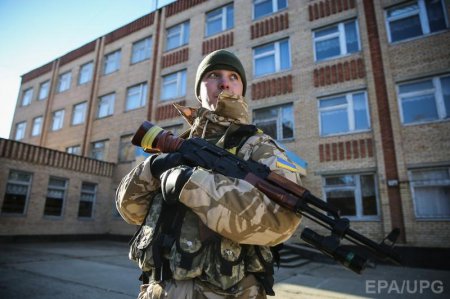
0, 0, 160, 138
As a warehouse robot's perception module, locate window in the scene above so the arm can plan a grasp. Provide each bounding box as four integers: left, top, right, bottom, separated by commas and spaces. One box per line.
166, 21, 190, 51
72, 102, 87, 125
78, 61, 93, 84
131, 37, 152, 64
91, 140, 108, 160
103, 50, 121, 75
119, 134, 135, 162
386, 0, 448, 43
126, 83, 148, 111
253, 38, 291, 77
21, 88, 33, 106
253, 0, 287, 20
57, 71, 72, 92
38, 81, 50, 100
31, 116, 43, 137
66, 145, 81, 155
206, 4, 234, 37
97, 93, 115, 118
15, 122, 26, 140
1, 170, 32, 214
44, 177, 67, 217
253, 104, 294, 140
323, 174, 379, 220
398, 75, 450, 124
78, 182, 97, 218
161, 70, 187, 100
410, 167, 450, 219
319, 91, 370, 136
314, 19, 360, 61
51, 109, 65, 131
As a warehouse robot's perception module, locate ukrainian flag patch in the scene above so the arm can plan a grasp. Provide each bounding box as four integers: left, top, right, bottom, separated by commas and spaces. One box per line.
276, 157, 299, 172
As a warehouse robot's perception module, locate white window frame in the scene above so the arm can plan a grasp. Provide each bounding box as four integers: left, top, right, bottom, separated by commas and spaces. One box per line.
38, 81, 50, 100
72, 102, 87, 125
318, 91, 371, 136
397, 74, 450, 125
386, 0, 449, 43
166, 21, 190, 51
205, 4, 234, 37
15, 122, 26, 140
131, 36, 152, 64
21, 88, 33, 106
126, 83, 148, 111
253, 0, 287, 20
97, 93, 115, 118
51, 109, 65, 131
78, 182, 97, 218
66, 145, 81, 155
253, 103, 294, 140
44, 176, 68, 217
409, 167, 450, 220
31, 116, 43, 137
322, 173, 380, 221
103, 50, 121, 75
253, 38, 291, 77
78, 61, 93, 85
57, 71, 72, 92
313, 19, 361, 62
1, 170, 33, 215
161, 70, 187, 101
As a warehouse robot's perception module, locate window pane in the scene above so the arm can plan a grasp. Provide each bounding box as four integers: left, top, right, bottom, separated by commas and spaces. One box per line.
345, 21, 359, 53
325, 175, 354, 186
327, 190, 356, 216
414, 186, 450, 218
390, 15, 422, 42
441, 76, 450, 117
321, 109, 349, 135
320, 96, 347, 108
255, 119, 277, 139
315, 26, 338, 38
426, 0, 447, 32
361, 175, 377, 216
281, 105, 294, 139
226, 5, 234, 29
39, 82, 49, 100
255, 55, 275, 76
316, 37, 340, 61
353, 93, 369, 130
254, 0, 272, 19
206, 8, 223, 36
402, 94, 438, 123
399, 80, 433, 94
279, 40, 290, 70
278, 0, 287, 10
2, 188, 27, 214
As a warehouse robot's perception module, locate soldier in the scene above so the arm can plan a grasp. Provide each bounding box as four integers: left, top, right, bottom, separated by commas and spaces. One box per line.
116, 50, 302, 298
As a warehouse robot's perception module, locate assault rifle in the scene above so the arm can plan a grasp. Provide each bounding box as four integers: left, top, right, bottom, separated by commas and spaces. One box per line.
132, 121, 401, 274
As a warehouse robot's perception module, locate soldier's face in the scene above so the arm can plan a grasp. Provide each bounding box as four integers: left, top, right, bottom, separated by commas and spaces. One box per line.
199, 69, 243, 111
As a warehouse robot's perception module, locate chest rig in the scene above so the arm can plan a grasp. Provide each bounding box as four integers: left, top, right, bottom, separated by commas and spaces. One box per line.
129, 124, 280, 295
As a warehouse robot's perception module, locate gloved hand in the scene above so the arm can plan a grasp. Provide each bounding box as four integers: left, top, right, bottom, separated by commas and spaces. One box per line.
160, 166, 193, 205
150, 153, 185, 178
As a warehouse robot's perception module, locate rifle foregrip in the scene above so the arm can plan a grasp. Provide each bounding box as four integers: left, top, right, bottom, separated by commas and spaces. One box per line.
245, 173, 300, 213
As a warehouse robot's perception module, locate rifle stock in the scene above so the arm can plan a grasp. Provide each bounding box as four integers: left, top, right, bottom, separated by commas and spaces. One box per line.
132, 121, 402, 273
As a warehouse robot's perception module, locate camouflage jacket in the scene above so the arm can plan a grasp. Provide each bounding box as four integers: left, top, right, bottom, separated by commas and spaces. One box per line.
116, 125, 302, 291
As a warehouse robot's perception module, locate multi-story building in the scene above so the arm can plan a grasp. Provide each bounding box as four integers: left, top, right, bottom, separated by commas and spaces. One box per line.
1, 0, 450, 249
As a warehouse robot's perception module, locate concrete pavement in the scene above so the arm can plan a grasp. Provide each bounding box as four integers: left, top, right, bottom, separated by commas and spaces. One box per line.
0, 240, 449, 298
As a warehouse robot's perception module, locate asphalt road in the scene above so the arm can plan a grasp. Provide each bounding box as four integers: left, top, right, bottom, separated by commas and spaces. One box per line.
1, 240, 449, 298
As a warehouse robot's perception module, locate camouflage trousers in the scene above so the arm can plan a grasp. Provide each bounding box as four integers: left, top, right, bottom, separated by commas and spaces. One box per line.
137, 275, 267, 299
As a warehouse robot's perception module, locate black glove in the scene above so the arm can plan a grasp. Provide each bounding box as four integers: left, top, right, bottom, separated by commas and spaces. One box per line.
160, 166, 193, 205
150, 153, 185, 178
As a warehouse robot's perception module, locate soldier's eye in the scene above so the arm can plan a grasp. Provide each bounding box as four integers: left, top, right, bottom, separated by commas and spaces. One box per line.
230, 74, 239, 80
208, 72, 219, 79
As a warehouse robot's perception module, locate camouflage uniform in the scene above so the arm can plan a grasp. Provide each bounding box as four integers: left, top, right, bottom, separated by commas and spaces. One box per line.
116, 93, 302, 298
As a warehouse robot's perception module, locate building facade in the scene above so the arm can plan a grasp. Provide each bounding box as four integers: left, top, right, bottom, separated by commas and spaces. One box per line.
2, 0, 450, 248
